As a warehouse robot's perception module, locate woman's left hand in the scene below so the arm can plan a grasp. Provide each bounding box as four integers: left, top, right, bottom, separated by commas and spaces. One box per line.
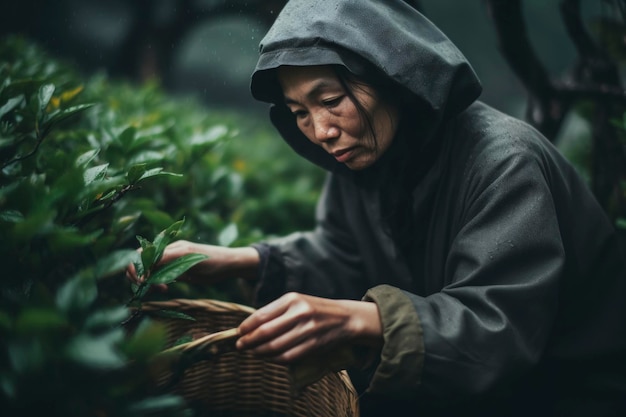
235, 292, 383, 364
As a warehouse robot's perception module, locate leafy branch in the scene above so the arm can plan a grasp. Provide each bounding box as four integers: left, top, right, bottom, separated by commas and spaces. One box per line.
1, 83, 94, 170
123, 219, 208, 325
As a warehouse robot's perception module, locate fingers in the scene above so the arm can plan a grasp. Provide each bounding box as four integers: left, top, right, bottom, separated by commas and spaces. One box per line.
236, 293, 326, 363
256, 331, 320, 364
125, 247, 143, 283
238, 295, 292, 336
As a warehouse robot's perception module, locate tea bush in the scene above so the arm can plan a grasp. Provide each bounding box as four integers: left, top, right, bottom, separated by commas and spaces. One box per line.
0, 35, 324, 416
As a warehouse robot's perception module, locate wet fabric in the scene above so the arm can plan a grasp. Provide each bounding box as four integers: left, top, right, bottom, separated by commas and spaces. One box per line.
248, 0, 626, 415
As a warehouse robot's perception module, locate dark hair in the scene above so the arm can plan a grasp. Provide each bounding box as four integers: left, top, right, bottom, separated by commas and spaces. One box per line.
330, 65, 410, 158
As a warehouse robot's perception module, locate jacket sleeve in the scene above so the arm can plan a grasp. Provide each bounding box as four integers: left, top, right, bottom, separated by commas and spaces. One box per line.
253, 173, 366, 305
364, 143, 564, 403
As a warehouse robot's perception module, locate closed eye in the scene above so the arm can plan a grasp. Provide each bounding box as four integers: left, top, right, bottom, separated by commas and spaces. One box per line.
291, 109, 308, 118
323, 96, 343, 108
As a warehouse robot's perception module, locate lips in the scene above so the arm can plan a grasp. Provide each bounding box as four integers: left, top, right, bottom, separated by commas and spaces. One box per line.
331, 147, 356, 163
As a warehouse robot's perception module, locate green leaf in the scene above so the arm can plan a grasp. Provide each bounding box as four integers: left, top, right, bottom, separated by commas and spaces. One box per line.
127, 163, 147, 185
189, 124, 228, 146
129, 150, 165, 165
122, 318, 167, 359
119, 125, 136, 148
38, 83, 55, 113
136, 235, 151, 250
11, 208, 55, 242
125, 395, 185, 414
94, 249, 140, 280
75, 148, 100, 167
133, 261, 145, 282
132, 282, 149, 300
173, 334, 194, 346
0, 210, 23, 223
141, 243, 157, 272
0, 95, 23, 119
0, 373, 16, 398
112, 212, 141, 233
8, 340, 44, 374
55, 273, 98, 313
218, 223, 238, 247
152, 219, 185, 262
46, 103, 95, 125
48, 228, 103, 253
15, 308, 67, 334
83, 163, 108, 185
152, 309, 196, 322
65, 329, 126, 369
136, 167, 182, 183
146, 253, 208, 285
141, 209, 175, 231
84, 306, 130, 330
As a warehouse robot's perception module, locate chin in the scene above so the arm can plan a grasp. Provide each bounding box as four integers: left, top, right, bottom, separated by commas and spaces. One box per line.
344, 147, 387, 170
345, 159, 374, 171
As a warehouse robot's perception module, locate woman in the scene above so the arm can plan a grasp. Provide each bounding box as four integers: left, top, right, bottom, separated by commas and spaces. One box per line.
130, 0, 626, 415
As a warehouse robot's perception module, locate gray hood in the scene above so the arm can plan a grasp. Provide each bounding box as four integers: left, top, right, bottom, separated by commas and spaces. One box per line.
250, 0, 482, 171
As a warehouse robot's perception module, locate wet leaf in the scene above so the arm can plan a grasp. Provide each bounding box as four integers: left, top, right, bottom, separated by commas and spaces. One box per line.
75, 149, 99, 167
0, 95, 23, 119
84, 306, 130, 330
124, 395, 185, 414
140, 243, 157, 272
83, 163, 108, 185
0, 210, 23, 223
136, 167, 182, 183
127, 163, 147, 185
119, 125, 136, 148
153, 309, 196, 322
55, 273, 98, 313
173, 334, 194, 346
65, 329, 126, 369
123, 318, 167, 359
141, 209, 175, 231
46, 103, 95, 125
15, 308, 67, 334
152, 219, 185, 262
94, 249, 140, 280
218, 223, 238, 247
38, 83, 55, 114
146, 253, 208, 285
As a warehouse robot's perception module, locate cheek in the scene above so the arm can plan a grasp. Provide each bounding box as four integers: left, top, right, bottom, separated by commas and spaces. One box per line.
341, 110, 368, 138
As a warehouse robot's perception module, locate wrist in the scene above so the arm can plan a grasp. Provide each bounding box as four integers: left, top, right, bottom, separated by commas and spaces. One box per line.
229, 246, 260, 280
343, 299, 383, 348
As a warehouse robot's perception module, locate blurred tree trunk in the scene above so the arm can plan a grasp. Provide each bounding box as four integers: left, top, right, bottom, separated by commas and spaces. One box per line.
114, 0, 423, 86
485, 0, 626, 223
111, 0, 287, 87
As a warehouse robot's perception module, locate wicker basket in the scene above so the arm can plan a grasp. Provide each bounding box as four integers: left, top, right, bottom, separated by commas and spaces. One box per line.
139, 298, 360, 417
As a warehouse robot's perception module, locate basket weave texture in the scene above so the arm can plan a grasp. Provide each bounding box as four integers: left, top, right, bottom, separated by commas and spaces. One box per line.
141, 298, 360, 417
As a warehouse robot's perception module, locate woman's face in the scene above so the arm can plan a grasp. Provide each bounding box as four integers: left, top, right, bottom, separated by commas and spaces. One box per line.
277, 65, 399, 170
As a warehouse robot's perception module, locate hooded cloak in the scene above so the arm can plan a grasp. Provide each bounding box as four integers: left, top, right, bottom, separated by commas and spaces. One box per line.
248, 1, 626, 415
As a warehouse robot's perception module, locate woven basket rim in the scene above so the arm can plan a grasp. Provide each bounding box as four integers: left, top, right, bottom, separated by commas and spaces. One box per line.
139, 297, 361, 417
140, 297, 257, 315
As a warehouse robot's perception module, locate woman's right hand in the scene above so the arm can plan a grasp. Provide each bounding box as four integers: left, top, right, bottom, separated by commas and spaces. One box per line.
125, 240, 260, 287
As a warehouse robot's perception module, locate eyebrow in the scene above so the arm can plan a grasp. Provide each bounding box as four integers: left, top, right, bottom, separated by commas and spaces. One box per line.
283, 80, 340, 105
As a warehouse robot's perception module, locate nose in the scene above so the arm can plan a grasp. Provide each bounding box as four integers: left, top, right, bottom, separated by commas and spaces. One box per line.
312, 111, 340, 143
